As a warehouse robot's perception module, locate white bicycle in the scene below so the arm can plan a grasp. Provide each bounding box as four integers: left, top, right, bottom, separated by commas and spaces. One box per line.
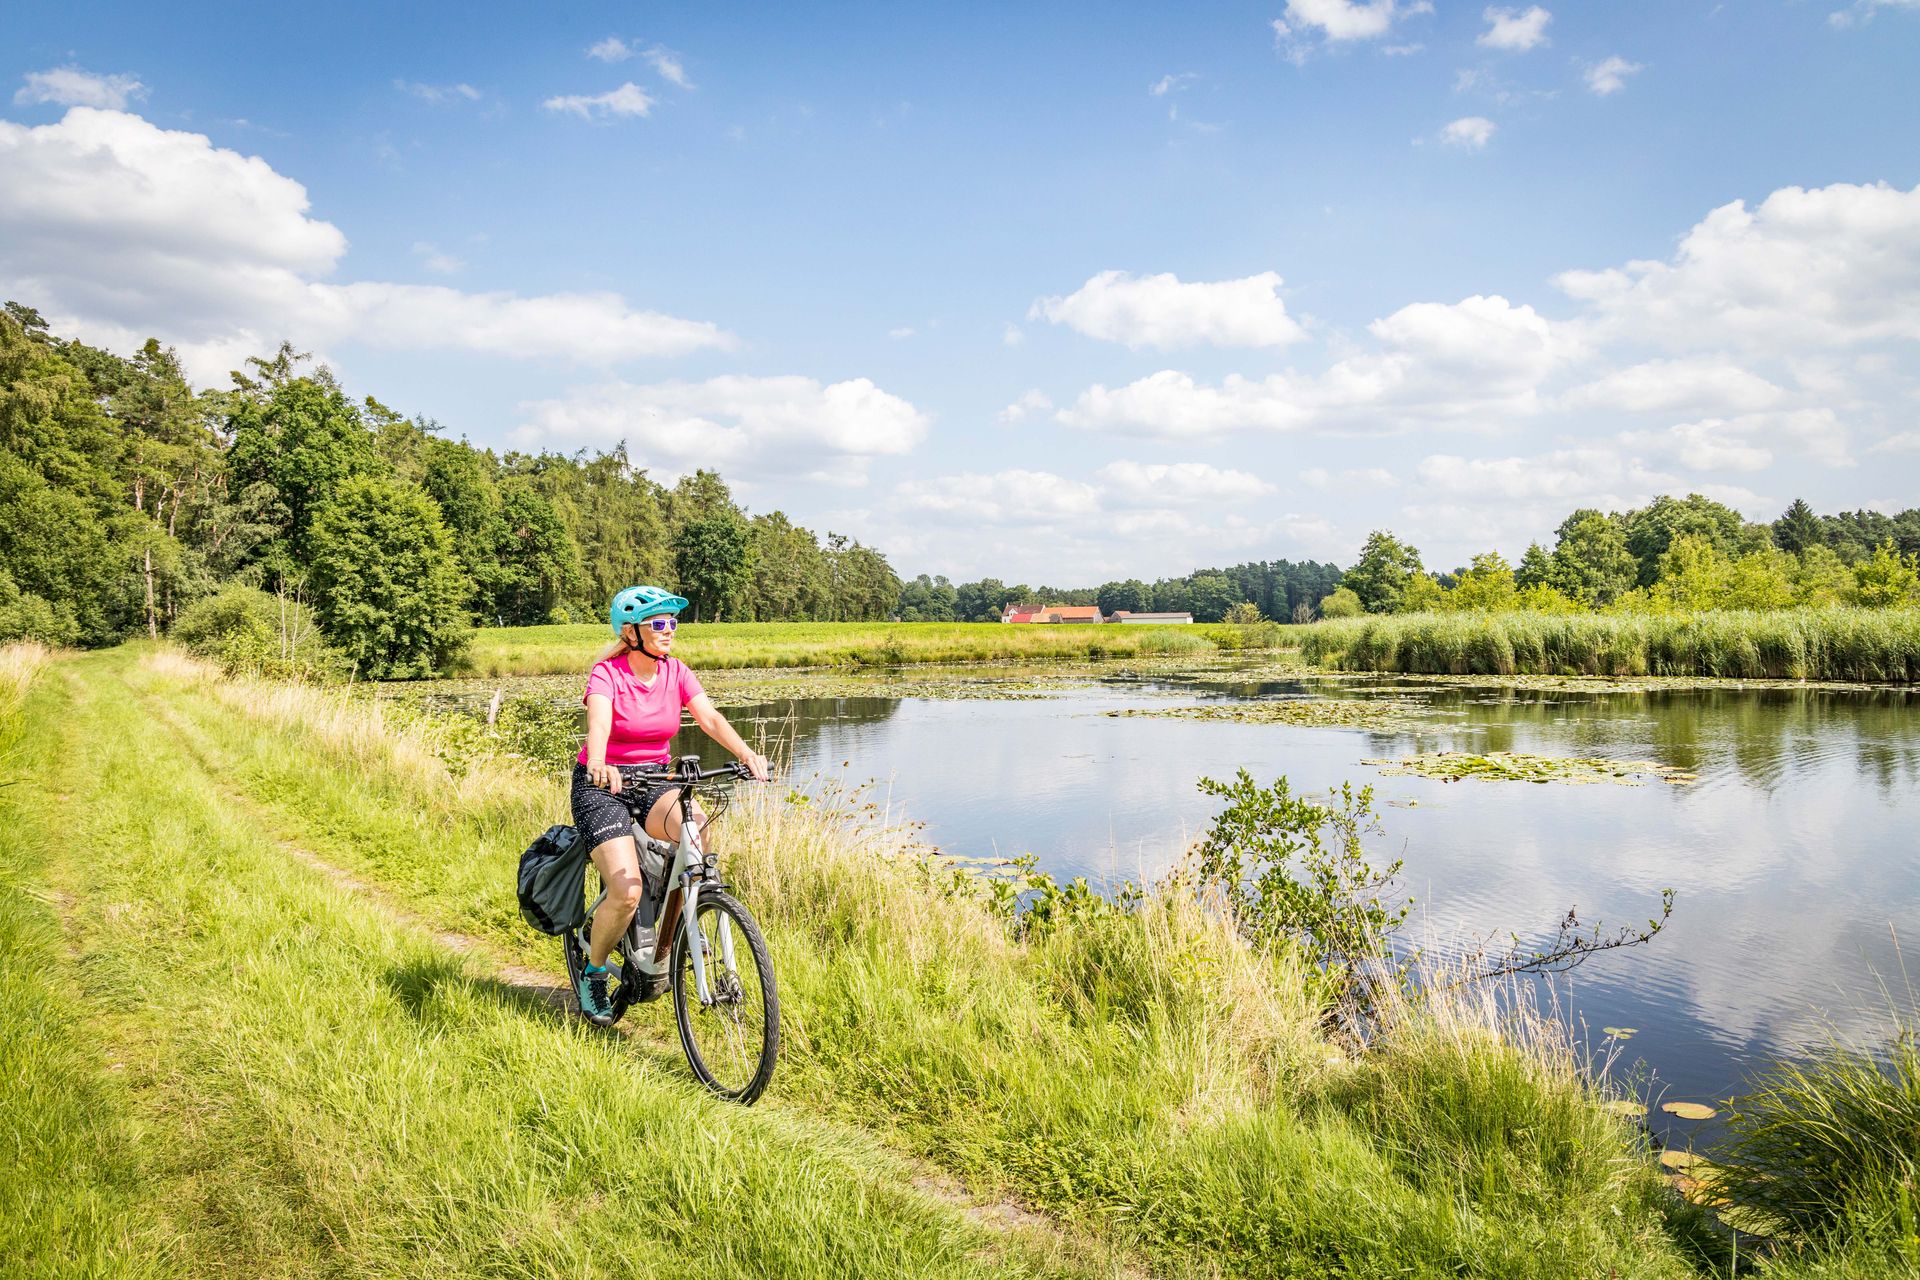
564, 757, 780, 1104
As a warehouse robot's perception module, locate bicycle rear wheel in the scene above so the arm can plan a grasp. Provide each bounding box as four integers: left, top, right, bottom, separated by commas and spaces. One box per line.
671, 888, 779, 1104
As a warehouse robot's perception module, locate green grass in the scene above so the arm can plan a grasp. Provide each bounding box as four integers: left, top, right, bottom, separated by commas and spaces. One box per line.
1300, 609, 1920, 683
123, 646, 1715, 1278
10, 642, 1905, 1277
0, 646, 1132, 1279
462, 620, 1285, 677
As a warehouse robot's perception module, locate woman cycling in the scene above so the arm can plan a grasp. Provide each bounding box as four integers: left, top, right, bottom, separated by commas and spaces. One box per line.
571, 584, 770, 1025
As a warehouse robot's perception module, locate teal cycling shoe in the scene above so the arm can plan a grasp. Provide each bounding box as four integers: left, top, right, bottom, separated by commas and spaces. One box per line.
577, 963, 614, 1025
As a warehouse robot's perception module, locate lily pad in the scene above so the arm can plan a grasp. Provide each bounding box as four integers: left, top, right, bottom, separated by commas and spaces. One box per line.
1660, 1101, 1718, 1121
1602, 1026, 1639, 1040
1602, 1100, 1648, 1118
1715, 1202, 1784, 1237
1658, 1149, 1709, 1172
1361, 751, 1698, 786
1105, 697, 1427, 729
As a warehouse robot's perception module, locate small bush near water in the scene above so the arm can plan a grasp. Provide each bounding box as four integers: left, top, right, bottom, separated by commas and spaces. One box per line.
1302, 608, 1920, 682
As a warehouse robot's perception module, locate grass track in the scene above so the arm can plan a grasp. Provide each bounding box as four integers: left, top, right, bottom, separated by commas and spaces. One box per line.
1, 647, 1133, 1280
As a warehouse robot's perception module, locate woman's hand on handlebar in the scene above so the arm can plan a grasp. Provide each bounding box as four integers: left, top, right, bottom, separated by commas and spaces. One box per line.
587, 761, 622, 794
739, 750, 771, 782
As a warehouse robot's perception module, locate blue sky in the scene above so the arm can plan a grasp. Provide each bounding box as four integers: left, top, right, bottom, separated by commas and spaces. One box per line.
4, 1, 1918, 583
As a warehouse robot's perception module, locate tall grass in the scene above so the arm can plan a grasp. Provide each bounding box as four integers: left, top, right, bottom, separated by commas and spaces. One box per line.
465, 621, 1234, 677
1712, 1009, 1920, 1265
128, 646, 1711, 1278
1301, 609, 1920, 682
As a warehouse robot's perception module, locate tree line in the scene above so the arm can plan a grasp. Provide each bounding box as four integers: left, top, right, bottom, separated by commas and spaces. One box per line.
897, 559, 1344, 624
6, 306, 1913, 679
0, 305, 900, 676
1326, 494, 1920, 619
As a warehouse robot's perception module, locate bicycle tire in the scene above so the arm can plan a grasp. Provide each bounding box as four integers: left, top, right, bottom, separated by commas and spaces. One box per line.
671, 889, 779, 1104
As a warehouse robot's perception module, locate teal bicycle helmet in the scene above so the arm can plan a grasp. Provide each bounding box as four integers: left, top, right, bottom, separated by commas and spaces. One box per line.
609, 584, 689, 637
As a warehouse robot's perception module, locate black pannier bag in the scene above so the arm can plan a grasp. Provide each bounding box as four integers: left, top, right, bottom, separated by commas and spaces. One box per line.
517, 824, 590, 934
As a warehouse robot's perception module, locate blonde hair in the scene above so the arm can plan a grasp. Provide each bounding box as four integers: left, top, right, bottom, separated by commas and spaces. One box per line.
601, 622, 665, 664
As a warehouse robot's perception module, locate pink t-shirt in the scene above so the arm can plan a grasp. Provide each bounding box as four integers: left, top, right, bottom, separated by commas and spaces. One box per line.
577, 654, 705, 766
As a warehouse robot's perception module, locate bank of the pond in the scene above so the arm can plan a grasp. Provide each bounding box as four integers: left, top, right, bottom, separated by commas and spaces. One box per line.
8, 642, 1912, 1278
1302, 608, 1920, 683
464, 619, 1292, 677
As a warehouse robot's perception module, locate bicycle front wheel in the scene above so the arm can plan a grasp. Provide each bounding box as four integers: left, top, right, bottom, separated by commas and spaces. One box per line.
671, 888, 779, 1104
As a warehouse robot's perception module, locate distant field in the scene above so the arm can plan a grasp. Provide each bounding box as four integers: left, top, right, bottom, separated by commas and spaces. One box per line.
464, 620, 1293, 676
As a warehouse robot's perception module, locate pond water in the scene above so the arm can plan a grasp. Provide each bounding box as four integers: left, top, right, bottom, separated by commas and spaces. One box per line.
409, 658, 1920, 1136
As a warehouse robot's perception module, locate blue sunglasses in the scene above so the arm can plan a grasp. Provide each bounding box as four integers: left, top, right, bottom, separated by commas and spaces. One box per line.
646, 617, 678, 633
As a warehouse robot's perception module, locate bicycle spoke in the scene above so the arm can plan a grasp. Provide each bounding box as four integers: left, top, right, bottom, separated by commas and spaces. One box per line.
673, 891, 777, 1102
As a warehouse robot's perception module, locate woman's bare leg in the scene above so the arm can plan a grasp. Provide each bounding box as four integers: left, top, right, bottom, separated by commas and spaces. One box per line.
587, 835, 645, 967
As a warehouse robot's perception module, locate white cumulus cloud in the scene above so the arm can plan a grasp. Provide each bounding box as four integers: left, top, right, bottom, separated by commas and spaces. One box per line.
1057, 295, 1568, 439
1440, 116, 1497, 149
1562, 357, 1785, 415
543, 83, 654, 119
1276, 0, 1432, 42
1029, 270, 1306, 350
1584, 55, 1643, 95
1094, 460, 1275, 504
642, 47, 694, 89
1829, 0, 1920, 28
585, 38, 692, 88
1555, 181, 1920, 353
997, 389, 1053, 423
517, 375, 929, 485
14, 66, 147, 110
1477, 6, 1552, 51
0, 108, 732, 382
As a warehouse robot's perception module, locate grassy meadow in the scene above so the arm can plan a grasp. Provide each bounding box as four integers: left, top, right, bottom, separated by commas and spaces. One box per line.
4, 641, 1913, 1277
463, 619, 1284, 676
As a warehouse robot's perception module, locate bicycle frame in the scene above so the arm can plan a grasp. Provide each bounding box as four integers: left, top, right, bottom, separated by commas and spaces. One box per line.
583, 766, 739, 1008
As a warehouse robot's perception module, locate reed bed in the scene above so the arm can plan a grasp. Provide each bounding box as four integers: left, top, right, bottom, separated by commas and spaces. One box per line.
1301, 609, 1920, 683
464, 620, 1241, 678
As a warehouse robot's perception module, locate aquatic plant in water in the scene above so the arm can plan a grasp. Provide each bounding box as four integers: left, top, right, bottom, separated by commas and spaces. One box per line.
1105, 696, 1428, 729
1361, 751, 1698, 786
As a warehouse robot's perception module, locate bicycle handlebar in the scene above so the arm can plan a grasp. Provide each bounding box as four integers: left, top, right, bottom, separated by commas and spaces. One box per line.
629, 756, 755, 786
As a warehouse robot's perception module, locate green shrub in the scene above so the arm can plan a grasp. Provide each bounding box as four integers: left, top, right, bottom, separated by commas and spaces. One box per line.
0, 570, 78, 645
172, 584, 345, 681
1193, 770, 1409, 1017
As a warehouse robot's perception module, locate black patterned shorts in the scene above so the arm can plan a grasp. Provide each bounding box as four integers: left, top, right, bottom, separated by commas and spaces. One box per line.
570, 762, 679, 851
